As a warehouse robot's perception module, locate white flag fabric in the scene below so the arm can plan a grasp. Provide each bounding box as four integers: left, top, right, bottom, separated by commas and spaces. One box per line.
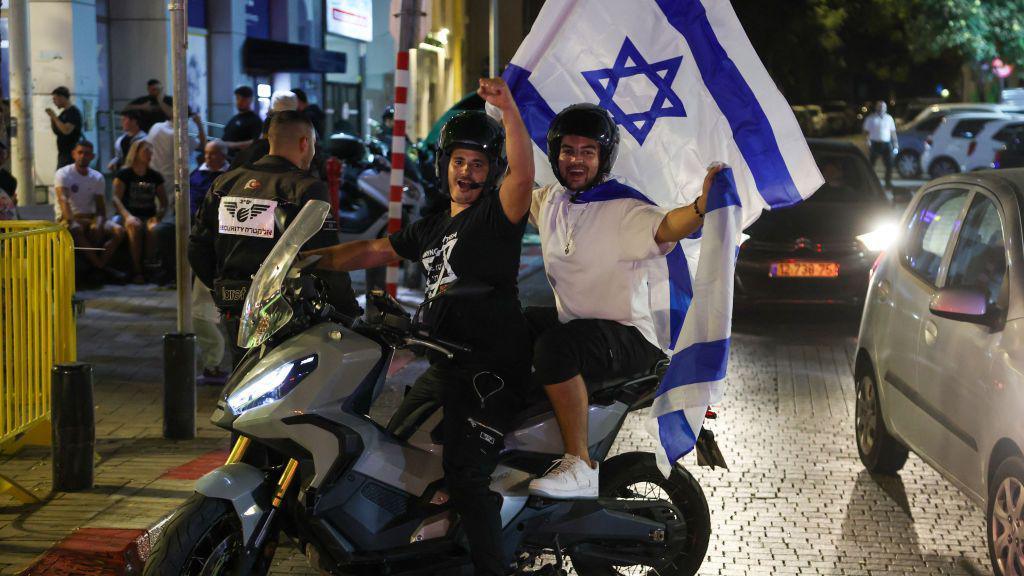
503, 0, 823, 469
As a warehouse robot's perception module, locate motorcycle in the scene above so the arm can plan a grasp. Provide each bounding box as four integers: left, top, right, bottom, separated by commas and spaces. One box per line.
144, 200, 719, 576
327, 132, 424, 245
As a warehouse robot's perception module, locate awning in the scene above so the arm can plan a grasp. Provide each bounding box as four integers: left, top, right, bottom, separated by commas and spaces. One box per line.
242, 38, 347, 74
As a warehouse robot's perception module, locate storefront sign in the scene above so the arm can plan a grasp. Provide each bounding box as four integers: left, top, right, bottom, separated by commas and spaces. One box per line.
327, 0, 373, 42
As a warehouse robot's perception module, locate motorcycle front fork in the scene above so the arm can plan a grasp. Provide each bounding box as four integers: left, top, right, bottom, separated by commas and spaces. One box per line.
225, 436, 301, 574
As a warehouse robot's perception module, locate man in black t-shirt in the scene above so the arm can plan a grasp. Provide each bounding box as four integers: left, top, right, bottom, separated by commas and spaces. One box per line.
46, 86, 83, 169
222, 86, 262, 157
309, 78, 534, 576
125, 79, 174, 132
0, 141, 17, 201
291, 88, 326, 140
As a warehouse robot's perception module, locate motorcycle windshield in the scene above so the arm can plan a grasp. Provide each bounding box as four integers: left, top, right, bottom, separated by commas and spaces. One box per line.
237, 200, 330, 349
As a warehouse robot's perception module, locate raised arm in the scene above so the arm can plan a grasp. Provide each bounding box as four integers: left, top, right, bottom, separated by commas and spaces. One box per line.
478, 78, 534, 222
308, 238, 402, 272
655, 164, 725, 244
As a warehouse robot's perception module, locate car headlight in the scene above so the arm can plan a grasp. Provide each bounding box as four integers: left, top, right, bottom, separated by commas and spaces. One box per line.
226, 354, 318, 413
857, 223, 899, 252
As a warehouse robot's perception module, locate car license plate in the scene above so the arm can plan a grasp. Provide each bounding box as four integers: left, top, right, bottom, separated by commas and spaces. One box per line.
769, 261, 840, 278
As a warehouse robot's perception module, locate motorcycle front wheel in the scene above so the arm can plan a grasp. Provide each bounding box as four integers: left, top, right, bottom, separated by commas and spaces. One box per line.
572, 451, 711, 576
143, 493, 247, 576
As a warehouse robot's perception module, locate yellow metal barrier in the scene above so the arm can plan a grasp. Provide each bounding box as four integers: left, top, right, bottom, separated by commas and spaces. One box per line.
0, 220, 76, 502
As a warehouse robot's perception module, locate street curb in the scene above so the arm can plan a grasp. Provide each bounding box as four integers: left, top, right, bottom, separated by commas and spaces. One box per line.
15, 354, 423, 575
17, 527, 155, 576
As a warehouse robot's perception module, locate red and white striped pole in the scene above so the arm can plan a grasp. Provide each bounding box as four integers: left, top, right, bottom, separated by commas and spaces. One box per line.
385, 0, 421, 298
386, 50, 410, 298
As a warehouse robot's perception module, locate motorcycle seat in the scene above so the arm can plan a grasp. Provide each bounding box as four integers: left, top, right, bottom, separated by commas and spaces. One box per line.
511, 358, 669, 426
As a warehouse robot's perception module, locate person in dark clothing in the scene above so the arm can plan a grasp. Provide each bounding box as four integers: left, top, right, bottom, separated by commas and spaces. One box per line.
0, 140, 17, 201
291, 88, 326, 140
189, 111, 359, 366
306, 78, 533, 576
125, 79, 174, 132
108, 110, 147, 172
0, 141, 16, 220
113, 139, 167, 283
222, 86, 262, 157
46, 86, 83, 169
189, 140, 229, 218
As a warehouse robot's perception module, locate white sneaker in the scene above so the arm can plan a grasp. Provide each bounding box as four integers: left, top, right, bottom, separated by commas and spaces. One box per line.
528, 454, 599, 499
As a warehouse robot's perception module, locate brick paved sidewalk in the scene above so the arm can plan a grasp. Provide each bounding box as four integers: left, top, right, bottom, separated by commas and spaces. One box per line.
0, 285, 234, 574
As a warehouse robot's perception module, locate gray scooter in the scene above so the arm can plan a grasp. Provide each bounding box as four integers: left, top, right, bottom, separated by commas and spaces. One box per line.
144, 200, 720, 576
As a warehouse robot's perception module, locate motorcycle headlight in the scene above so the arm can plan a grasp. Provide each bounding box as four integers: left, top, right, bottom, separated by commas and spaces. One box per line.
226, 354, 318, 413
857, 223, 899, 252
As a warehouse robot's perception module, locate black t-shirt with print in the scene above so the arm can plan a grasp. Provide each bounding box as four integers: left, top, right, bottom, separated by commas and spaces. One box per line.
390, 192, 530, 373
116, 167, 164, 220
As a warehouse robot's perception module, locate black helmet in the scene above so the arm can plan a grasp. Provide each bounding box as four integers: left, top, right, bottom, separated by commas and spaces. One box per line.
382, 105, 395, 123
435, 111, 507, 196
546, 103, 619, 189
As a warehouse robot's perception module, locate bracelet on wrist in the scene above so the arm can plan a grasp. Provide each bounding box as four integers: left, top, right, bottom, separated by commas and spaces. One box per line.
693, 201, 705, 219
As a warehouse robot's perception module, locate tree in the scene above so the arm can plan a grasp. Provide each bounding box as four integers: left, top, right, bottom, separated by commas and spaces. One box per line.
904, 0, 1024, 63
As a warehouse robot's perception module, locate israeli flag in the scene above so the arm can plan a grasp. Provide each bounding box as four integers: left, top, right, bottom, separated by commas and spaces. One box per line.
504, 0, 823, 469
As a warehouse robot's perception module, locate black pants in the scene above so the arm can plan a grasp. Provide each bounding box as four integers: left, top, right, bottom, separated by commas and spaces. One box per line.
391, 365, 520, 576
525, 306, 665, 389
869, 140, 894, 187
221, 314, 246, 369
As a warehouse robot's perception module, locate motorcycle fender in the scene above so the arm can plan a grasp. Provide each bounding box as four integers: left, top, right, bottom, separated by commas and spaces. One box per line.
194, 463, 269, 542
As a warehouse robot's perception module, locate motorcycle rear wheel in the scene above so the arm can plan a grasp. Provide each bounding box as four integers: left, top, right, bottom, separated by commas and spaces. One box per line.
143, 493, 247, 576
572, 451, 711, 576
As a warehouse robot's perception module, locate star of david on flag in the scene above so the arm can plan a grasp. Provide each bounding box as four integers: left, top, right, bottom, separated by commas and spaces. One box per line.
582, 38, 687, 145
501, 0, 824, 473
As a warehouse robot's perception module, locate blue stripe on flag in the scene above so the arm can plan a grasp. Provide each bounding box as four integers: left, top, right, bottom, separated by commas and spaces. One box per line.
503, 64, 557, 153
705, 168, 742, 213
575, 179, 693, 347
658, 338, 731, 395
665, 245, 691, 348
654, 0, 803, 209
658, 410, 698, 465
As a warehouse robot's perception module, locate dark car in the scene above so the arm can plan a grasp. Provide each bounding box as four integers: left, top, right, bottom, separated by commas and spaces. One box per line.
735, 139, 896, 307
994, 135, 1024, 169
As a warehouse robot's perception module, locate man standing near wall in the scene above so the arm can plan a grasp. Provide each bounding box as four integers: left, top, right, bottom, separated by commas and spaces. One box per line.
46, 86, 83, 170
126, 79, 174, 132
222, 86, 262, 156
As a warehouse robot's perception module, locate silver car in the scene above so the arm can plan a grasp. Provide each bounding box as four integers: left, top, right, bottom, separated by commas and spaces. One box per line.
856, 169, 1024, 576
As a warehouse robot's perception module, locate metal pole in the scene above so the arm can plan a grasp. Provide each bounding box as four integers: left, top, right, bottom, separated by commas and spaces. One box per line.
489, 0, 499, 78
164, 0, 196, 440
385, 0, 420, 297
169, 0, 192, 332
8, 0, 34, 206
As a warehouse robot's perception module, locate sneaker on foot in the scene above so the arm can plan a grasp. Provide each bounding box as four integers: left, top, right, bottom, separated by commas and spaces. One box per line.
528, 454, 598, 499
198, 367, 228, 386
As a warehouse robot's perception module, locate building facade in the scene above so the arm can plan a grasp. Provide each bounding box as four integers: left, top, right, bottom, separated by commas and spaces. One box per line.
0, 0, 541, 197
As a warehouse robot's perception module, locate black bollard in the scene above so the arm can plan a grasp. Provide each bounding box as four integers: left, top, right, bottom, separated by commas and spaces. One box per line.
51, 363, 95, 491
163, 333, 197, 440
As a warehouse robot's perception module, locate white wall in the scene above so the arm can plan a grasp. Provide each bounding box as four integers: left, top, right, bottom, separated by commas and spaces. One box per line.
28, 0, 100, 187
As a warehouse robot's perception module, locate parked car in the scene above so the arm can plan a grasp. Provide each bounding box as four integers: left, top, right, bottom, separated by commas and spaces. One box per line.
963, 119, 1024, 172
855, 169, 1024, 576
895, 104, 1024, 178
735, 139, 896, 307
822, 100, 857, 134
921, 113, 1024, 178
995, 136, 1024, 169
802, 104, 828, 136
